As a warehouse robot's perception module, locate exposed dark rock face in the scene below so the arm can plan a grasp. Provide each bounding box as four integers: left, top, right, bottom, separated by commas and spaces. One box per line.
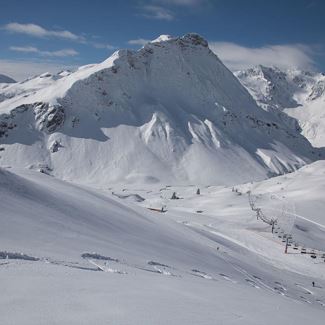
34, 103, 65, 133
0, 102, 65, 138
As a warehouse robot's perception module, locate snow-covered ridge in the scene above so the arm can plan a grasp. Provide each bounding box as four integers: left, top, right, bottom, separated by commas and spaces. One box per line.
0, 74, 16, 84
236, 65, 325, 147
0, 34, 322, 185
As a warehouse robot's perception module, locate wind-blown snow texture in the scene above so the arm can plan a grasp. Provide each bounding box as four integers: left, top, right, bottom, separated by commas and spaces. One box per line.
0, 34, 320, 185
1, 165, 325, 324
236, 65, 325, 148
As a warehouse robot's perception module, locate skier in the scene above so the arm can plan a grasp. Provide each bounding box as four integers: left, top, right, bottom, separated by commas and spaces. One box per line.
312, 281, 315, 287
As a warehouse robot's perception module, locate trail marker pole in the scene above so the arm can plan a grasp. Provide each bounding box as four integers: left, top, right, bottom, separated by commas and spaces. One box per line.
285, 237, 289, 254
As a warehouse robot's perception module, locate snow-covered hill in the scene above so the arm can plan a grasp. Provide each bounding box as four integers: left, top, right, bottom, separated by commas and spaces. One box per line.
0, 74, 16, 84
0, 34, 321, 186
1, 163, 325, 324
236, 66, 325, 147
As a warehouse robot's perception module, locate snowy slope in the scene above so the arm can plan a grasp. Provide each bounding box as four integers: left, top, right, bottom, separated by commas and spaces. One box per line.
236, 66, 325, 147
1, 166, 325, 324
0, 34, 321, 186
0, 70, 71, 104
0, 74, 16, 84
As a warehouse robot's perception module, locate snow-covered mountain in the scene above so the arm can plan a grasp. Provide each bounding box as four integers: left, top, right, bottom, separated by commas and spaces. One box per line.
1, 35, 325, 324
0, 34, 321, 185
236, 66, 325, 147
0, 74, 16, 84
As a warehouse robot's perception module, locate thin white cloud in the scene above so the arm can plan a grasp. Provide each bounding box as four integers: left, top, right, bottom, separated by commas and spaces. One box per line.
3, 23, 116, 50
142, 5, 174, 20
209, 42, 316, 71
128, 38, 150, 46
10, 46, 78, 57
154, 0, 206, 6
3, 22, 83, 41
9, 46, 39, 53
139, 0, 209, 21
0, 59, 76, 81
91, 42, 116, 50
41, 49, 78, 57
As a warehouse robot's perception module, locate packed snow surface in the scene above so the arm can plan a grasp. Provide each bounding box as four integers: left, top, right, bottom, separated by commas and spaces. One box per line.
1, 163, 325, 324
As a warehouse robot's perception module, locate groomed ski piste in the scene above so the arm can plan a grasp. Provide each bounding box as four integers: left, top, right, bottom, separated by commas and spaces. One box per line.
1, 161, 325, 324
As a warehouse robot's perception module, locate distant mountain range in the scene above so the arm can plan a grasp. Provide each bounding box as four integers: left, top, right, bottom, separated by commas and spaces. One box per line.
236, 65, 325, 147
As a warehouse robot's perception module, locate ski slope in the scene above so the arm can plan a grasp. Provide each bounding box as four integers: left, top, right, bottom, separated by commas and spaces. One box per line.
1, 165, 325, 324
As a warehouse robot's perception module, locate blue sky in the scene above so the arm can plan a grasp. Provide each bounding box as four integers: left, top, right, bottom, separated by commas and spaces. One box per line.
0, 0, 324, 80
